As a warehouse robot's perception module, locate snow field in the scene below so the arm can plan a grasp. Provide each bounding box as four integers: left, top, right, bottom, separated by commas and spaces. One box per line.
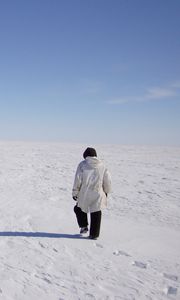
0, 142, 180, 299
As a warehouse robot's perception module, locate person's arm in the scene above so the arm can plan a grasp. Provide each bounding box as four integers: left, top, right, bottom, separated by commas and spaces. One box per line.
72, 163, 83, 200
102, 168, 111, 196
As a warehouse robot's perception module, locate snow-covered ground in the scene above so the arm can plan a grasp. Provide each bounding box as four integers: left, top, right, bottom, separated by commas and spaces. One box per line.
0, 142, 180, 300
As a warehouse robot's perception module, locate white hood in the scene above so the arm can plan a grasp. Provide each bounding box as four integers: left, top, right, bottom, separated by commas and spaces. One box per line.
85, 156, 102, 168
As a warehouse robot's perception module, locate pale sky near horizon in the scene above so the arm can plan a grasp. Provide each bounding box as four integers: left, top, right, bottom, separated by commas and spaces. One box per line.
0, 0, 180, 146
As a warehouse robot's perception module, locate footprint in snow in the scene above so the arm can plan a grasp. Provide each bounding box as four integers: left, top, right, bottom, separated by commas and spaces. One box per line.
39, 242, 46, 248
53, 248, 58, 253
132, 261, 147, 269
164, 286, 178, 296
163, 273, 178, 282
113, 250, 131, 257
94, 243, 103, 248
43, 277, 52, 284
85, 293, 96, 299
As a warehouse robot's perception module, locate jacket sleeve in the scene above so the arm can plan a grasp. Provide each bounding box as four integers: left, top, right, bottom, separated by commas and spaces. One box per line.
72, 163, 83, 198
102, 168, 111, 195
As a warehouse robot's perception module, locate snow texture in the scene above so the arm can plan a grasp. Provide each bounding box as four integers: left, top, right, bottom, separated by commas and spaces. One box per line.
0, 142, 180, 300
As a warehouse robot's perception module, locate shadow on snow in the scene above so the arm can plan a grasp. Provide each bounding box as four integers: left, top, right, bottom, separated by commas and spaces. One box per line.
0, 232, 86, 239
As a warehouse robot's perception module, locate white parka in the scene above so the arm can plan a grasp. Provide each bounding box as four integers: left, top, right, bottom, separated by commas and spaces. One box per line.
72, 156, 111, 213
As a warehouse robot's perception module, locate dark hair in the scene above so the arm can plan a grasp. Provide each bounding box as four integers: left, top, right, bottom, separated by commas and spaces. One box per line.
83, 147, 97, 159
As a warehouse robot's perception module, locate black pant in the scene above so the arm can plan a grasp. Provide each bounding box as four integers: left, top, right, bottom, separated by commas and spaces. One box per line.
74, 205, 102, 238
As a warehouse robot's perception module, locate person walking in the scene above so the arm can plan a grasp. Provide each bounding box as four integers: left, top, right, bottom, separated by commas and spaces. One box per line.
72, 147, 111, 239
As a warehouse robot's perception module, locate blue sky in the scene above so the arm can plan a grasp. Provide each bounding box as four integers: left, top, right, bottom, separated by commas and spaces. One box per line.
0, 0, 180, 145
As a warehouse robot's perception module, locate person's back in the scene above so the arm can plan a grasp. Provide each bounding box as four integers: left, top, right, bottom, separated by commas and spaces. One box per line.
72, 147, 111, 239
74, 156, 109, 213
